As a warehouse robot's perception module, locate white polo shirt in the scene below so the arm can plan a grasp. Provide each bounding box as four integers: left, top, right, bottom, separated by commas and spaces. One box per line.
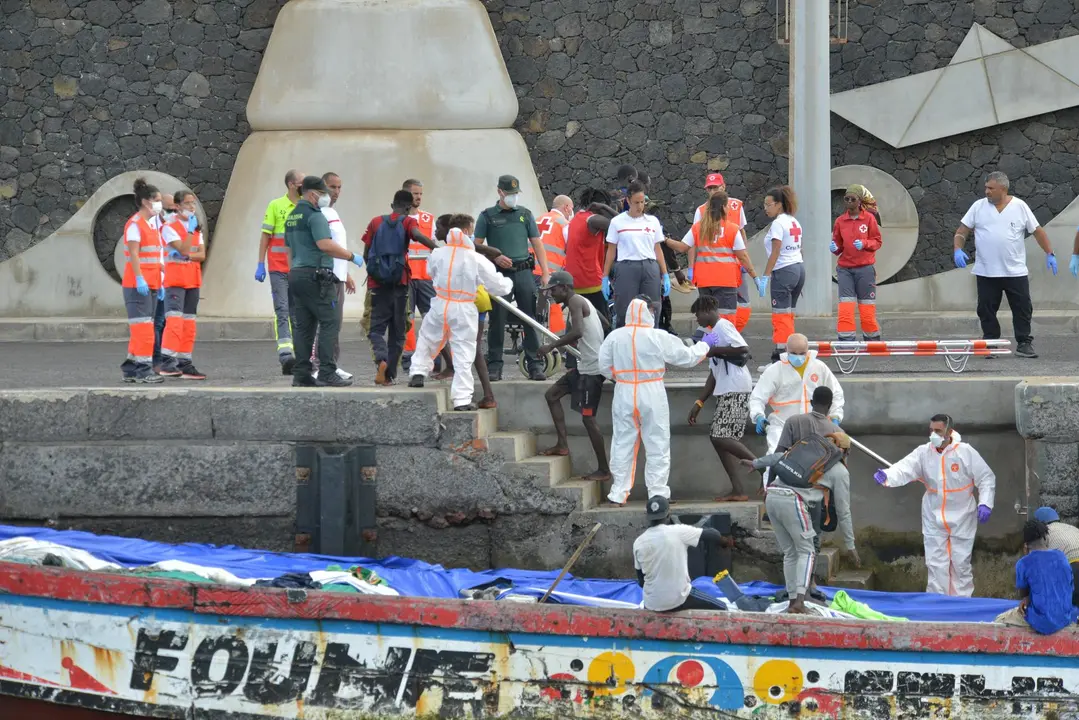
707, 319, 752, 395
606, 211, 663, 261
764, 213, 804, 271
321, 206, 349, 281
960, 197, 1040, 278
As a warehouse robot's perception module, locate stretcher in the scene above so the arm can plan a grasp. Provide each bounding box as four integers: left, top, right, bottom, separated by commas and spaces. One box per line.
810, 339, 1012, 375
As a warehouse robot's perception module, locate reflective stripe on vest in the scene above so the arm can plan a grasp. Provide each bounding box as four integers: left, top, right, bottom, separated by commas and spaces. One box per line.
692, 221, 741, 288
408, 212, 436, 281
122, 213, 162, 289
532, 210, 567, 274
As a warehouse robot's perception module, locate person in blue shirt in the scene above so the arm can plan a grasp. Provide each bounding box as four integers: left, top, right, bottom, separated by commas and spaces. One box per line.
994, 519, 1078, 634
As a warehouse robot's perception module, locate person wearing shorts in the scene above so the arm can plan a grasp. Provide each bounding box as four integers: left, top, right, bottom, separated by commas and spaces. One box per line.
687, 295, 756, 501
536, 271, 610, 482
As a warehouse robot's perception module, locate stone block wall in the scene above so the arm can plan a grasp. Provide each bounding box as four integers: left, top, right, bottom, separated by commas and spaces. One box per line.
0, 0, 288, 262
1016, 380, 1079, 521
484, 0, 1079, 280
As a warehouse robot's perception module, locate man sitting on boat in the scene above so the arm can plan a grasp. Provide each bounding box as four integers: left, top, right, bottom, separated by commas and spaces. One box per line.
632, 496, 730, 612
994, 519, 1078, 634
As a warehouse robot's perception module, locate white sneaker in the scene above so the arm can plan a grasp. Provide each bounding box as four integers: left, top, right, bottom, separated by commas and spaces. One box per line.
336, 368, 354, 380
311, 371, 318, 379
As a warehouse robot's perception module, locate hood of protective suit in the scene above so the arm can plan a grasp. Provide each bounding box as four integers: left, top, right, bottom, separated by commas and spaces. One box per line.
624, 297, 655, 328
445, 227, 475, 249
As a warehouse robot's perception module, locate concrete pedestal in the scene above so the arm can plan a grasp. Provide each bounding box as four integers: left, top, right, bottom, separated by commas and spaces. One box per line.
1016, 380, 1079, 520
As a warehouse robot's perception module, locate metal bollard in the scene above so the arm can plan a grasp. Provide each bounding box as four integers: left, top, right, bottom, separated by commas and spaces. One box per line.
294, 445, 377, 556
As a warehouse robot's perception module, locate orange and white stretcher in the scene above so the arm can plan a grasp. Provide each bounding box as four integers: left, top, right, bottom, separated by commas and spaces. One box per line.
810, 339, 1012, 375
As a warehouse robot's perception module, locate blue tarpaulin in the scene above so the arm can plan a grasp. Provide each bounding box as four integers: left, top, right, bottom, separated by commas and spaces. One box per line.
0, 525, 1016, 623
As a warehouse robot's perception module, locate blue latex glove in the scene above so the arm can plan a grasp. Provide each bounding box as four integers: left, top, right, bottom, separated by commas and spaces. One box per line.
753, 415, 767, 435
832, 417, 841, 426
254, 262, 267, 283
828, 240, 838, 253
1071, 254, 1079, 278
687, 267, 694, 283
953, 249, 969, 269
157, 287, 165, 301
873, 469, 887, 486
351, 252, 364, 268
853, 239, 864, 251
135, 276, 150, 297
602, 276, 612, 301
167, 249, 183, 260
977, 504, 991, 524
755, 276, 769, 297
662, 273, 671, 297
1047, 253, 1058, 275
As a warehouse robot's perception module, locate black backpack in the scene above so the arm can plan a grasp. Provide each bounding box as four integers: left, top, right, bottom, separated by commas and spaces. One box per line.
367, 215, 408, 284
772, 435, 843, 488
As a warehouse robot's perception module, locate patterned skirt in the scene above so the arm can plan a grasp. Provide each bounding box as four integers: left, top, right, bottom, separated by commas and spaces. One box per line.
710, 392, 750, 439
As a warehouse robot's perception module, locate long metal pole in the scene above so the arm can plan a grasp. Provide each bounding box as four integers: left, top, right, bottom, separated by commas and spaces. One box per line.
491, 295, 581, 359
789, 0, 832, 317
848, 436, 892, 467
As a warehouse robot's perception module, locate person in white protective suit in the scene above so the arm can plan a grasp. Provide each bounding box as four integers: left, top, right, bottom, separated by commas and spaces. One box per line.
748, 333, 844, 457
408, 216, 513, 410
599, 296, 743, 505
873, 413, 995, 597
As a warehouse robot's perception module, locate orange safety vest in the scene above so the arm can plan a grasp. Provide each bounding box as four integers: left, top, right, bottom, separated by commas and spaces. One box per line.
163, 219, 204, 289
691, 219, 742, 288
407, 211, 437, 281
122, 213, 162, 290
696, 197, 745, 226
531, 210, 568, 276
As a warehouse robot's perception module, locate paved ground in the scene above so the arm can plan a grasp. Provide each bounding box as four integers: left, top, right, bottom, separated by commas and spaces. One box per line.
0, 332, 1067, 390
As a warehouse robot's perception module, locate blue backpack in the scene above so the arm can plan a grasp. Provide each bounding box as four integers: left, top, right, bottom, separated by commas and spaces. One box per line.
367, 215, 408, 284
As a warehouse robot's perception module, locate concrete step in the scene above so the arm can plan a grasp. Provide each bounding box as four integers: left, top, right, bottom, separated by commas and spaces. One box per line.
830, 568, 875, 591
508, 454, 573, 487
815, 546, 841, 583
446, 406, 498, 439
551, 478, 602, 510
485, 431, 536, 461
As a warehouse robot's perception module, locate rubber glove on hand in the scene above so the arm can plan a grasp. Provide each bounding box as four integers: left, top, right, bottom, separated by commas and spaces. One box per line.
167, 249, 183, 260
829, 240, 838, 253
977, 504, 992, 523
832, 417, 841, 426
1047, 253, 1058, 276
662, 273, 671, 297
687, 267, 694, 284
755, 276, 769, 297
853, 239, 864, 251
754, 415, 767, 435
157, 287, 165, 301
254, 262, 267, 283
953, 249, 969, 269
351, 252, 364, 268
135, 276, 150, 297
1071, 254, 1079, 278
873, 469, 888, 486
602, 276, 612, 301
701, 331, 720, 347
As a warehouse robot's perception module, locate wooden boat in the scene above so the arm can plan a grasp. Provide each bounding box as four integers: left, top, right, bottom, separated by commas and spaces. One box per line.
2, 561, 1078, 718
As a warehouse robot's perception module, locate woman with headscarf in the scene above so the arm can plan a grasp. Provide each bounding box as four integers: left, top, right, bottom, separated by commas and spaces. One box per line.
830, 184, 883, 341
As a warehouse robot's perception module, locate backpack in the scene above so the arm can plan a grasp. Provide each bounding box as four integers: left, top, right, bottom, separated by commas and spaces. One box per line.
771, 435, 843, 488
367, 215, 408, 284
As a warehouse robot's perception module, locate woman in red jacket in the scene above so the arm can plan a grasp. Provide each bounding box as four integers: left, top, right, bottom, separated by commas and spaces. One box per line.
831, 184, 882, 341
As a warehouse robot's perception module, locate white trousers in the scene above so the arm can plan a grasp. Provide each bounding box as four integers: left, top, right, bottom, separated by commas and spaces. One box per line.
607, 384, 671, 504
411, 299, 478, 408
924, 531, 975, 597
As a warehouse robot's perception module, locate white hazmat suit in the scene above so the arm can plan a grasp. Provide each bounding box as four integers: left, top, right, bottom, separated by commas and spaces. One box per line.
880, 431, 995, 597
599, 298, 712, 504
748, 350, 845, 454
411, 228, 513, 408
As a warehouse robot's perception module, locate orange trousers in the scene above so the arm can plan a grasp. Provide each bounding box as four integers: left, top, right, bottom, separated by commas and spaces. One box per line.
836, 265, 880, 340
161, 287, 200, 362
122, 287, 156, 372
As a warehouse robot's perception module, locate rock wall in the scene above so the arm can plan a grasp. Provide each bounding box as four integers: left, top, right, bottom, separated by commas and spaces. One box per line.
0, 0, 287, 262
485, 0, 1079, 280
1016, 380, 1079, 522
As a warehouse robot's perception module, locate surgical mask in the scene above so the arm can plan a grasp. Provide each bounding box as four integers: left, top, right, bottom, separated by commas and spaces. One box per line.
787, 353, 806, 368
318, 193, 331, 209
150, 200, 163, 214
503, 193, 519, 209
929, 432, 948, 448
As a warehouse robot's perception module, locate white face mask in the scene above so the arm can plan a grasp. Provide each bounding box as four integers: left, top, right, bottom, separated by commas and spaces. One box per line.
150, 200, 163, 214
317, 193, 331, 209
502, 193, 519, 209
929, 431, 948, 448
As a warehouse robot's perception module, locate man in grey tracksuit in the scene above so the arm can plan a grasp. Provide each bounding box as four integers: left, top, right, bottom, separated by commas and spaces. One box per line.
745, 386, 857, 613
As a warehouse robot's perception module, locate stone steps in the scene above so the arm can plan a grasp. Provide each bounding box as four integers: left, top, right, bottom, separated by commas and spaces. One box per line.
830, 568, 876, 591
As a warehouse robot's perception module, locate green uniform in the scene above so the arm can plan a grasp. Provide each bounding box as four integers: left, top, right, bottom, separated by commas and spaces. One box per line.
475, 205, 539, 261
285, 200, 338, 382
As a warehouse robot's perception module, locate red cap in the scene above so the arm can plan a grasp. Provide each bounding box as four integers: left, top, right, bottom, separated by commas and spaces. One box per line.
705, 173, 725, 188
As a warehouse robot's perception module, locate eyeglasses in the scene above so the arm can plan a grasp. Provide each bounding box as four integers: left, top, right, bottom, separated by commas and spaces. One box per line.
844, 196, 858, 202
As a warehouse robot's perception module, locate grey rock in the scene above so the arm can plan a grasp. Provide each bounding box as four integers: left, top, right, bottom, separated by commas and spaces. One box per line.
180, 71, 210, 98
84, 0, 122, 27
194, 4, 220, 24
648, 20, 672, 46
656, 111, 683, 141
133, 0, 172, 24
11, 204, 39, 232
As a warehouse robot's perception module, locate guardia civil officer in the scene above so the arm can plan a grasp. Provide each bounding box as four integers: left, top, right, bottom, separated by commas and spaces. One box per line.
285, 175, 365, 388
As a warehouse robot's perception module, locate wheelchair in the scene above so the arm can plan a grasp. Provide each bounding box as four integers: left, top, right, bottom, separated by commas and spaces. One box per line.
499, 282, 564, 379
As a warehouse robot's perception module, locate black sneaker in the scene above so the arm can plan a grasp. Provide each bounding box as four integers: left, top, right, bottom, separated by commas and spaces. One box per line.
528, 367, 547, 381
408, 375, 425, 388
180, 365, 207, 380
134, 373, 164, 384
281, 356, 296, 375
489, 367, 503, 382
158, 362, 182, 377
1015, 342, 1037, 358
122, 375, 137, 384
292, 375, 318, 387
316, 373, 353, 387
454, 403, 478, 411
